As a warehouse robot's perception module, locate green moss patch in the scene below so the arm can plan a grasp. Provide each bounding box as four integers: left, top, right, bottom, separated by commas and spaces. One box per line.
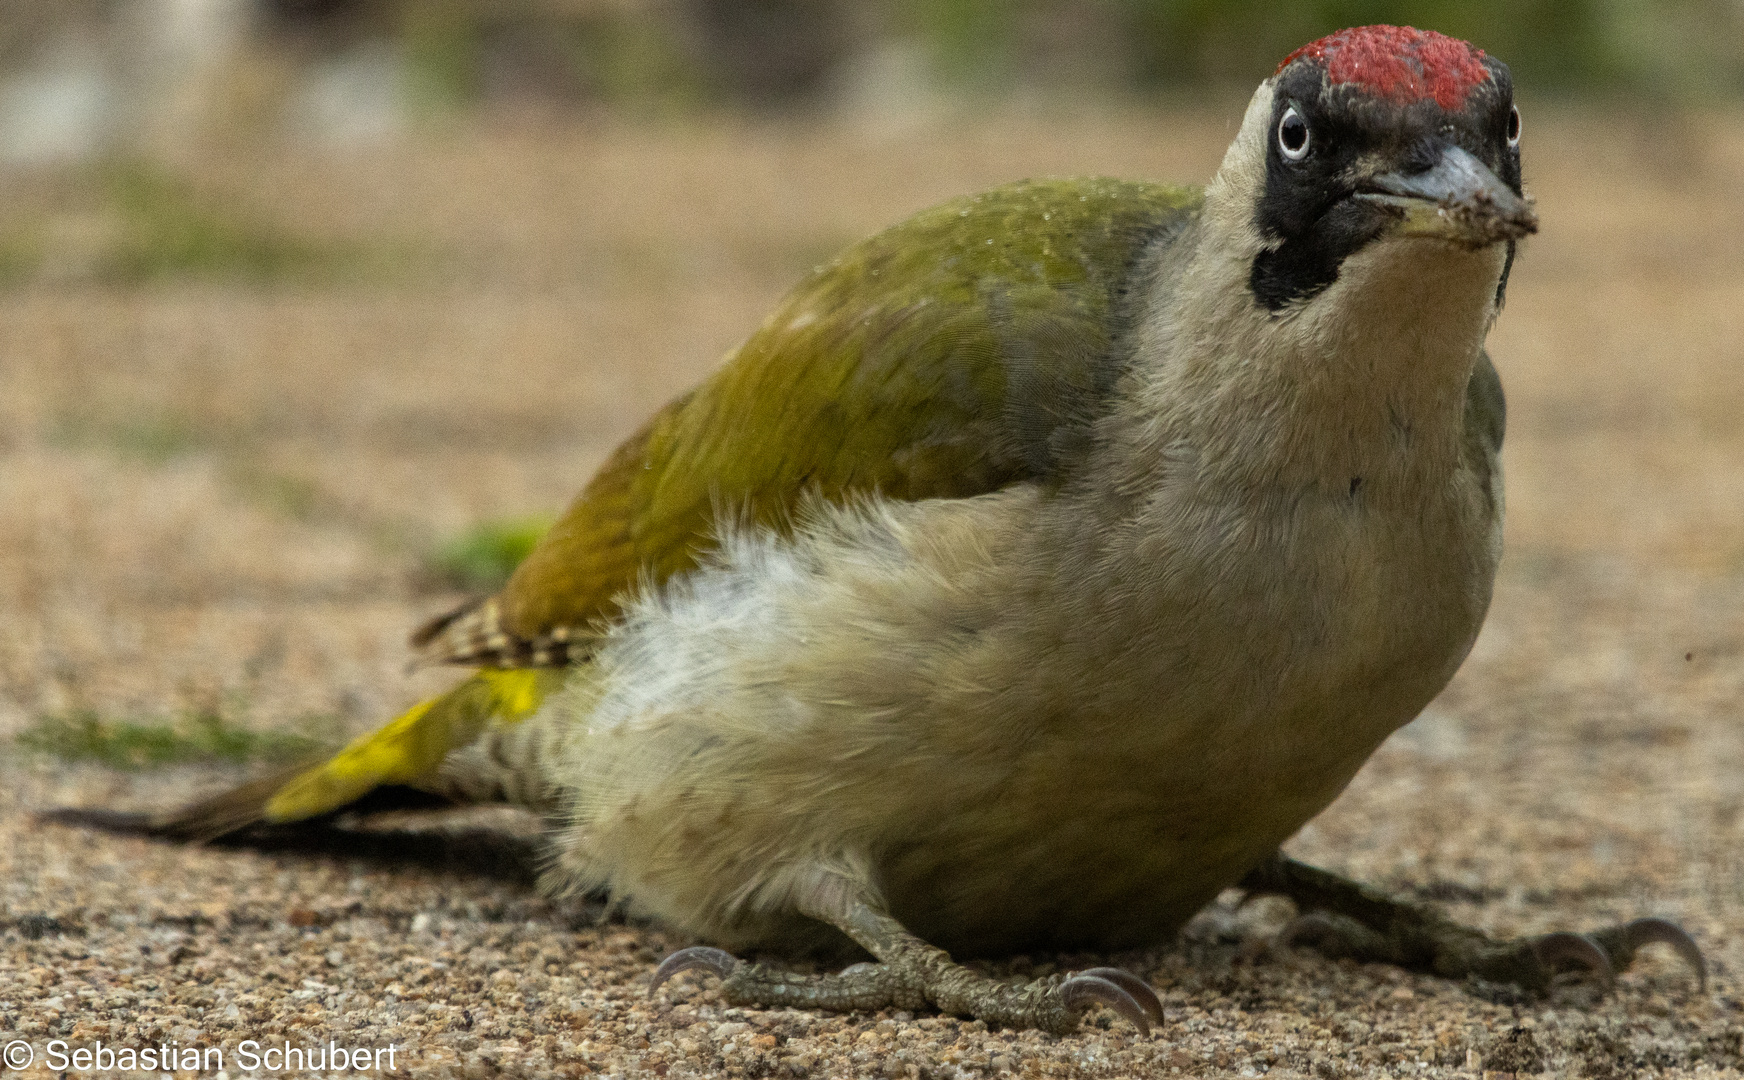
426, 517, 552, 591
17, 708, 324, 770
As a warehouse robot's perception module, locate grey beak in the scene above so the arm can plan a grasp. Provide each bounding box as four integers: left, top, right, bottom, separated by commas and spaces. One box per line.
1358, 144, 1538, 246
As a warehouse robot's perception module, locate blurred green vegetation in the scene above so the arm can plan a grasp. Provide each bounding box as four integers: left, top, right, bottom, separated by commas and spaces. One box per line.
18, 707, 325, 769
395, 0, 707, 117
0, 161, 409, 286
384, 0, 1741, 107
101, 161, 336, 282
887, 0, 1742, 97
48, 412, 208, 464
1106, 0, 1742, 96
0, 231, 40, 283
426, 516, 552, 591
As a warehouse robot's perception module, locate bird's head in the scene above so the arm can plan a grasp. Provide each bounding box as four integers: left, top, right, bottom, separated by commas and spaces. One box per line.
1209, 25, 1534, 313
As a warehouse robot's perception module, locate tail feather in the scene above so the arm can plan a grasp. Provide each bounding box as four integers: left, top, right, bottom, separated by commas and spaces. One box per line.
99, 668, 563, 841
152, 762, 325, 841
38, 805, 544, 884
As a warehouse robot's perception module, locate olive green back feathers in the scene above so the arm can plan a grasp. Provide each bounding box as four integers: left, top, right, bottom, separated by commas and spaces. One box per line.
418, 179, 1204, 669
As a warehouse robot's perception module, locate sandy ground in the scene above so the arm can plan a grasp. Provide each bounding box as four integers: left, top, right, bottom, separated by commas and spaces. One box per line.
2, 104, 1742, 1078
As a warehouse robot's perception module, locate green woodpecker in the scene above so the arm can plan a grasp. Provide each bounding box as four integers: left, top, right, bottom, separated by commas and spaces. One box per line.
111, 25, 1704, 1034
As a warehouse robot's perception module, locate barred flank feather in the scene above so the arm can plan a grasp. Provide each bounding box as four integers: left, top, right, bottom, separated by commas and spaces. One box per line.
410, 596, 593, 668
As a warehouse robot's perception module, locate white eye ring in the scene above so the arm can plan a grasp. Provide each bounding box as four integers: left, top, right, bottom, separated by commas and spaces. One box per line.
1278, 106, 1311, 161
1506, 105, 1521, 148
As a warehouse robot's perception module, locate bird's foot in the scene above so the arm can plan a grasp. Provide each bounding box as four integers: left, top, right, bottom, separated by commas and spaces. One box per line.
1280, 908, 1704, 993
650, 946, 1161, 1036
1244, 854, 1705, 995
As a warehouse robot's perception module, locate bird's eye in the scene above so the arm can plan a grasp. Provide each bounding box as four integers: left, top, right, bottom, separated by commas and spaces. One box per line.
1506, 105, 1521, 148
1278, 106, 1311, 161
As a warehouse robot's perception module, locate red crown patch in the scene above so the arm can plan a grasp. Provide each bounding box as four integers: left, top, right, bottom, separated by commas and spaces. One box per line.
1277, 25, 1489, 110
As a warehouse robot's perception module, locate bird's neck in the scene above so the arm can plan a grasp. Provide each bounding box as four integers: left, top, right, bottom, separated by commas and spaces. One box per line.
1104, 210, 1507, 500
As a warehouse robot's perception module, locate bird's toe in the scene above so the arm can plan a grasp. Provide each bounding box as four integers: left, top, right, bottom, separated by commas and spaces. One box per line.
1278, 911, 1391, 961
1058, 972, 1156, 1036
1530, 931, 1614, 989
649, 945, 741, 995
1074, 967, 1165, 1024
1590, 917, 1707, 990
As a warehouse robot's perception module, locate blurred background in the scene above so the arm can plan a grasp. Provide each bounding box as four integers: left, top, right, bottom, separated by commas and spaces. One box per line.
1, 0, 1742, 171
3, 8, 1743, 1070
1, 0, 1741, 776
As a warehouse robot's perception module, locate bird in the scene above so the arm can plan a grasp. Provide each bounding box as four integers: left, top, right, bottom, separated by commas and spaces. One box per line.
71, 23, 1704, 1035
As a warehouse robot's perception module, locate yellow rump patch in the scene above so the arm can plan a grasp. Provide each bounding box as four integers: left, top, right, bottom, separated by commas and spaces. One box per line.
263, 669, 554, 822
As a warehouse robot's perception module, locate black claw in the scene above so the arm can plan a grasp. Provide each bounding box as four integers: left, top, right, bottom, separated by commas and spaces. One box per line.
1533, 931, 1614, 989
1076, 967, 1164, 1023
1059, 974, 1152, 1036
649, 946, 741, 996
1619, 918, 1707, 990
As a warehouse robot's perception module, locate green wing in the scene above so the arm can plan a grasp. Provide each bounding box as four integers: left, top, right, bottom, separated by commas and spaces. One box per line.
428, 177, 1203, 664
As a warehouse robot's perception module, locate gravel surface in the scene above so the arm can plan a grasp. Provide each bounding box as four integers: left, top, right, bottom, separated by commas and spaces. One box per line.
3, 109, 1742, 1078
